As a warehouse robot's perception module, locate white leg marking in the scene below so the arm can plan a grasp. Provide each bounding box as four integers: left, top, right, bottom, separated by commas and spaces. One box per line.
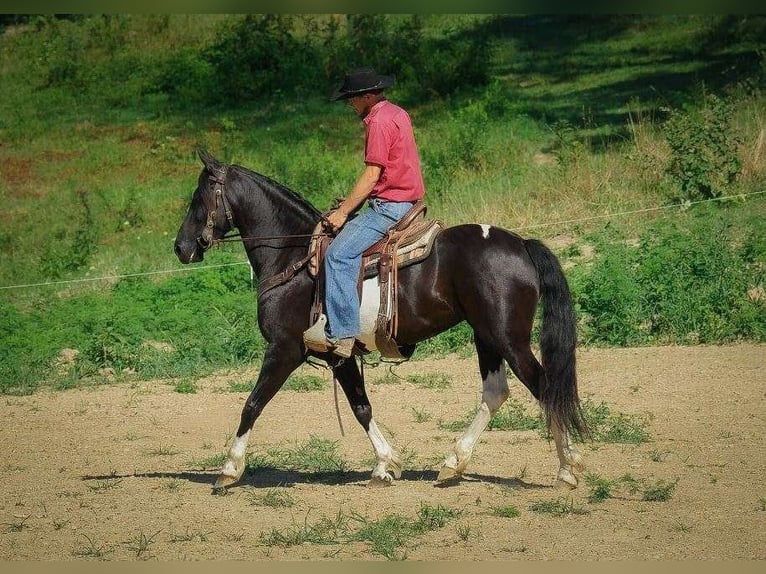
367, 419, 401, 486
439, 402, 492, 480
479, 224, 492, 239
551, 421, 584, 488
221, 430, 250, 480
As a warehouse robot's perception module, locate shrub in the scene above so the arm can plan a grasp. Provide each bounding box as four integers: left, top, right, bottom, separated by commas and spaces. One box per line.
664, 92, 742, 201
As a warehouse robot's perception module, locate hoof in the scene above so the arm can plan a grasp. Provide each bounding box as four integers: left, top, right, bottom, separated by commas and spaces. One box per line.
213, 472, 241, 489
368, 474, 394, 487
555, 467, 578, 489
436, 464, 461, 482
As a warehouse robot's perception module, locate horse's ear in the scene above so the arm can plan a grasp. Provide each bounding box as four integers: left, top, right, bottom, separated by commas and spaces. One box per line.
197, 148, 218, 172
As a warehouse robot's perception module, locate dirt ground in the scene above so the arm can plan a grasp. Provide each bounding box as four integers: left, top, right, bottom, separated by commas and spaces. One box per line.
1, 344, 764, 561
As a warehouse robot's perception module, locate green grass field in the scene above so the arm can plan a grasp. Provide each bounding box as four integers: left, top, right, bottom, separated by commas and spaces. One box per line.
0, 14, 764, 393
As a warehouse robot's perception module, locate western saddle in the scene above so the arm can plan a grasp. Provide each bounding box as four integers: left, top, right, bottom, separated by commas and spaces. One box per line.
304, 201, 442, 360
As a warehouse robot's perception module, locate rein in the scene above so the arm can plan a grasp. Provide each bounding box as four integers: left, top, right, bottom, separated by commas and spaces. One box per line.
198, 166, 333, 295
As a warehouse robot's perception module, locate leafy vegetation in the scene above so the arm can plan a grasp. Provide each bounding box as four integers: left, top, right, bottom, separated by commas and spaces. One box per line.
0, 15, 764, 393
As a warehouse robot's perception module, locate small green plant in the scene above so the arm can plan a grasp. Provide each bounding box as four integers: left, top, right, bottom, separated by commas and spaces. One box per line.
169, 528, 211, 543
146, 444, 180, 456
225, 380, 253, 392
72, 534, 112, 559
757, 497, 766, 512
373, 371, 403, 385
411, 407, 432, 423
86, 478, 123, 492
351, 513, 412, 561
258, 511, 349, 548
283, 374, 327, 392
162, 479, 184, 493
488, 398, 543, 431
456, 523, 473, 541
407, 372, 453, 390
584, 473, 615, 503
248, 489, 296, 508
672, 521, 691, 533
491, 505, 520, 518
529, 497, 590, 517
187, 453, 227, 470
125, 529, 162, 560
642, 478, 678, 502
5, 515, 31, 532
579, 399, 651, 444
249, 436, 348, 475
173, 379, 198, 394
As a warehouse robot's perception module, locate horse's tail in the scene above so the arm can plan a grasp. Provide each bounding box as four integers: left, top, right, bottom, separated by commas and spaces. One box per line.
524, 239, 587, 439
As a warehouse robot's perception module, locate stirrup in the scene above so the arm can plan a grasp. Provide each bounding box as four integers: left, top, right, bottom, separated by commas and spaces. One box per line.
303, 314, 333, 353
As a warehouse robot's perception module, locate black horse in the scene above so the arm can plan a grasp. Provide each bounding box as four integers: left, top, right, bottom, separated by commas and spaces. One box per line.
174, 150, 586, 489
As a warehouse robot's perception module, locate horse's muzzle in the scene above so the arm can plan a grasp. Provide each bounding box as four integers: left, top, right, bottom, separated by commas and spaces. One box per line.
174, 239, 203, 264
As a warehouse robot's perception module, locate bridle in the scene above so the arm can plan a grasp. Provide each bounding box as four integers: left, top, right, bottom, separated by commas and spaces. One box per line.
198, 165, 236, 251
195, 164, 333, 294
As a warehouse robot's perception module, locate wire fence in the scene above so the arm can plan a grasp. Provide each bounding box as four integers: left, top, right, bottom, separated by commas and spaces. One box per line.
1, 190, 763, 292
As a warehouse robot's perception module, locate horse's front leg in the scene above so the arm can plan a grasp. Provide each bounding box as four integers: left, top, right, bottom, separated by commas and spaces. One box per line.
333, 358, 401, 486
215, 345, 304, 489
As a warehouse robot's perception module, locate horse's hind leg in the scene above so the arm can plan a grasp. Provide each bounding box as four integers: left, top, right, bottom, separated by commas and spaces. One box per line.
504, 343, 584, 488
438, 335, 509, 481
333, 358, 402, 486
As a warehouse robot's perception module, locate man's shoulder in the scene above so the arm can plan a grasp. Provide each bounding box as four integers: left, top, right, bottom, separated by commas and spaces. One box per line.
375, 101, 411, 126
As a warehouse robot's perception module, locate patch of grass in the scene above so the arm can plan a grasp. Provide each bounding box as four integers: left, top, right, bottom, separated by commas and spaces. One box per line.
579, 399, 651, 443
125, 529, 162, 560
86, 478, 123, 492
169, 528, 211, 543
584, 473, 615, 503
5, 515, 31, 532
406, 372, 453, 390
352, 513, 413, 560
283, 374, 327, 392
641, 478, 678, 502
372, 371, 403, 385
672, 521, 691, 533
488, 398, 544, 431
72, 534, 112, 559
440, 398, 543, 433
529, 497, 590, 517
249, 435, 348, 475
146, 444, 180, 456
187, 452, 227, 470
248, 489, 296, 508
348, 503, 462, 560
224, 380, 253, 392
258, 511, 349, 548
411, 407, 432, 423
491, 505, 520, 518
173, 379, 198, 394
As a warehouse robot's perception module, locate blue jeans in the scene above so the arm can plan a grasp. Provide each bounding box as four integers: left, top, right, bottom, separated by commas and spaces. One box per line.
324, 198, 414, 340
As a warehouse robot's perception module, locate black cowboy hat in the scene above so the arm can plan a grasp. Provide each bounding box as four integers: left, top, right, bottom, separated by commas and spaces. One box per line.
330, 68, 395, 101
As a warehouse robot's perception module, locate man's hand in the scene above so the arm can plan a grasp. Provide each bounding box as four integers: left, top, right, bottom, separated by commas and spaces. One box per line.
325, 209, 348, 233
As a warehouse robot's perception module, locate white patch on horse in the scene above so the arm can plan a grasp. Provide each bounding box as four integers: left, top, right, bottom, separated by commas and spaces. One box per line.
366, 419, 401, 484
358, 277, 380, 351
221, 429, 250, 478
551, 420, 584, 488
479, 224, 492, 239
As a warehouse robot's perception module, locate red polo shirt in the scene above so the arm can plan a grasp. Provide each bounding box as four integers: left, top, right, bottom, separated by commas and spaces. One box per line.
363, 100, 425, 202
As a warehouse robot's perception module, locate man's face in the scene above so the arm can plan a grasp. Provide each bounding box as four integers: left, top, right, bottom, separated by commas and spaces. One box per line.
347, 93, 373, 119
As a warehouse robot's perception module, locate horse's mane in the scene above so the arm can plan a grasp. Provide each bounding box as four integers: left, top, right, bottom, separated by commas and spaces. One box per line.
230, 164, 322, 222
